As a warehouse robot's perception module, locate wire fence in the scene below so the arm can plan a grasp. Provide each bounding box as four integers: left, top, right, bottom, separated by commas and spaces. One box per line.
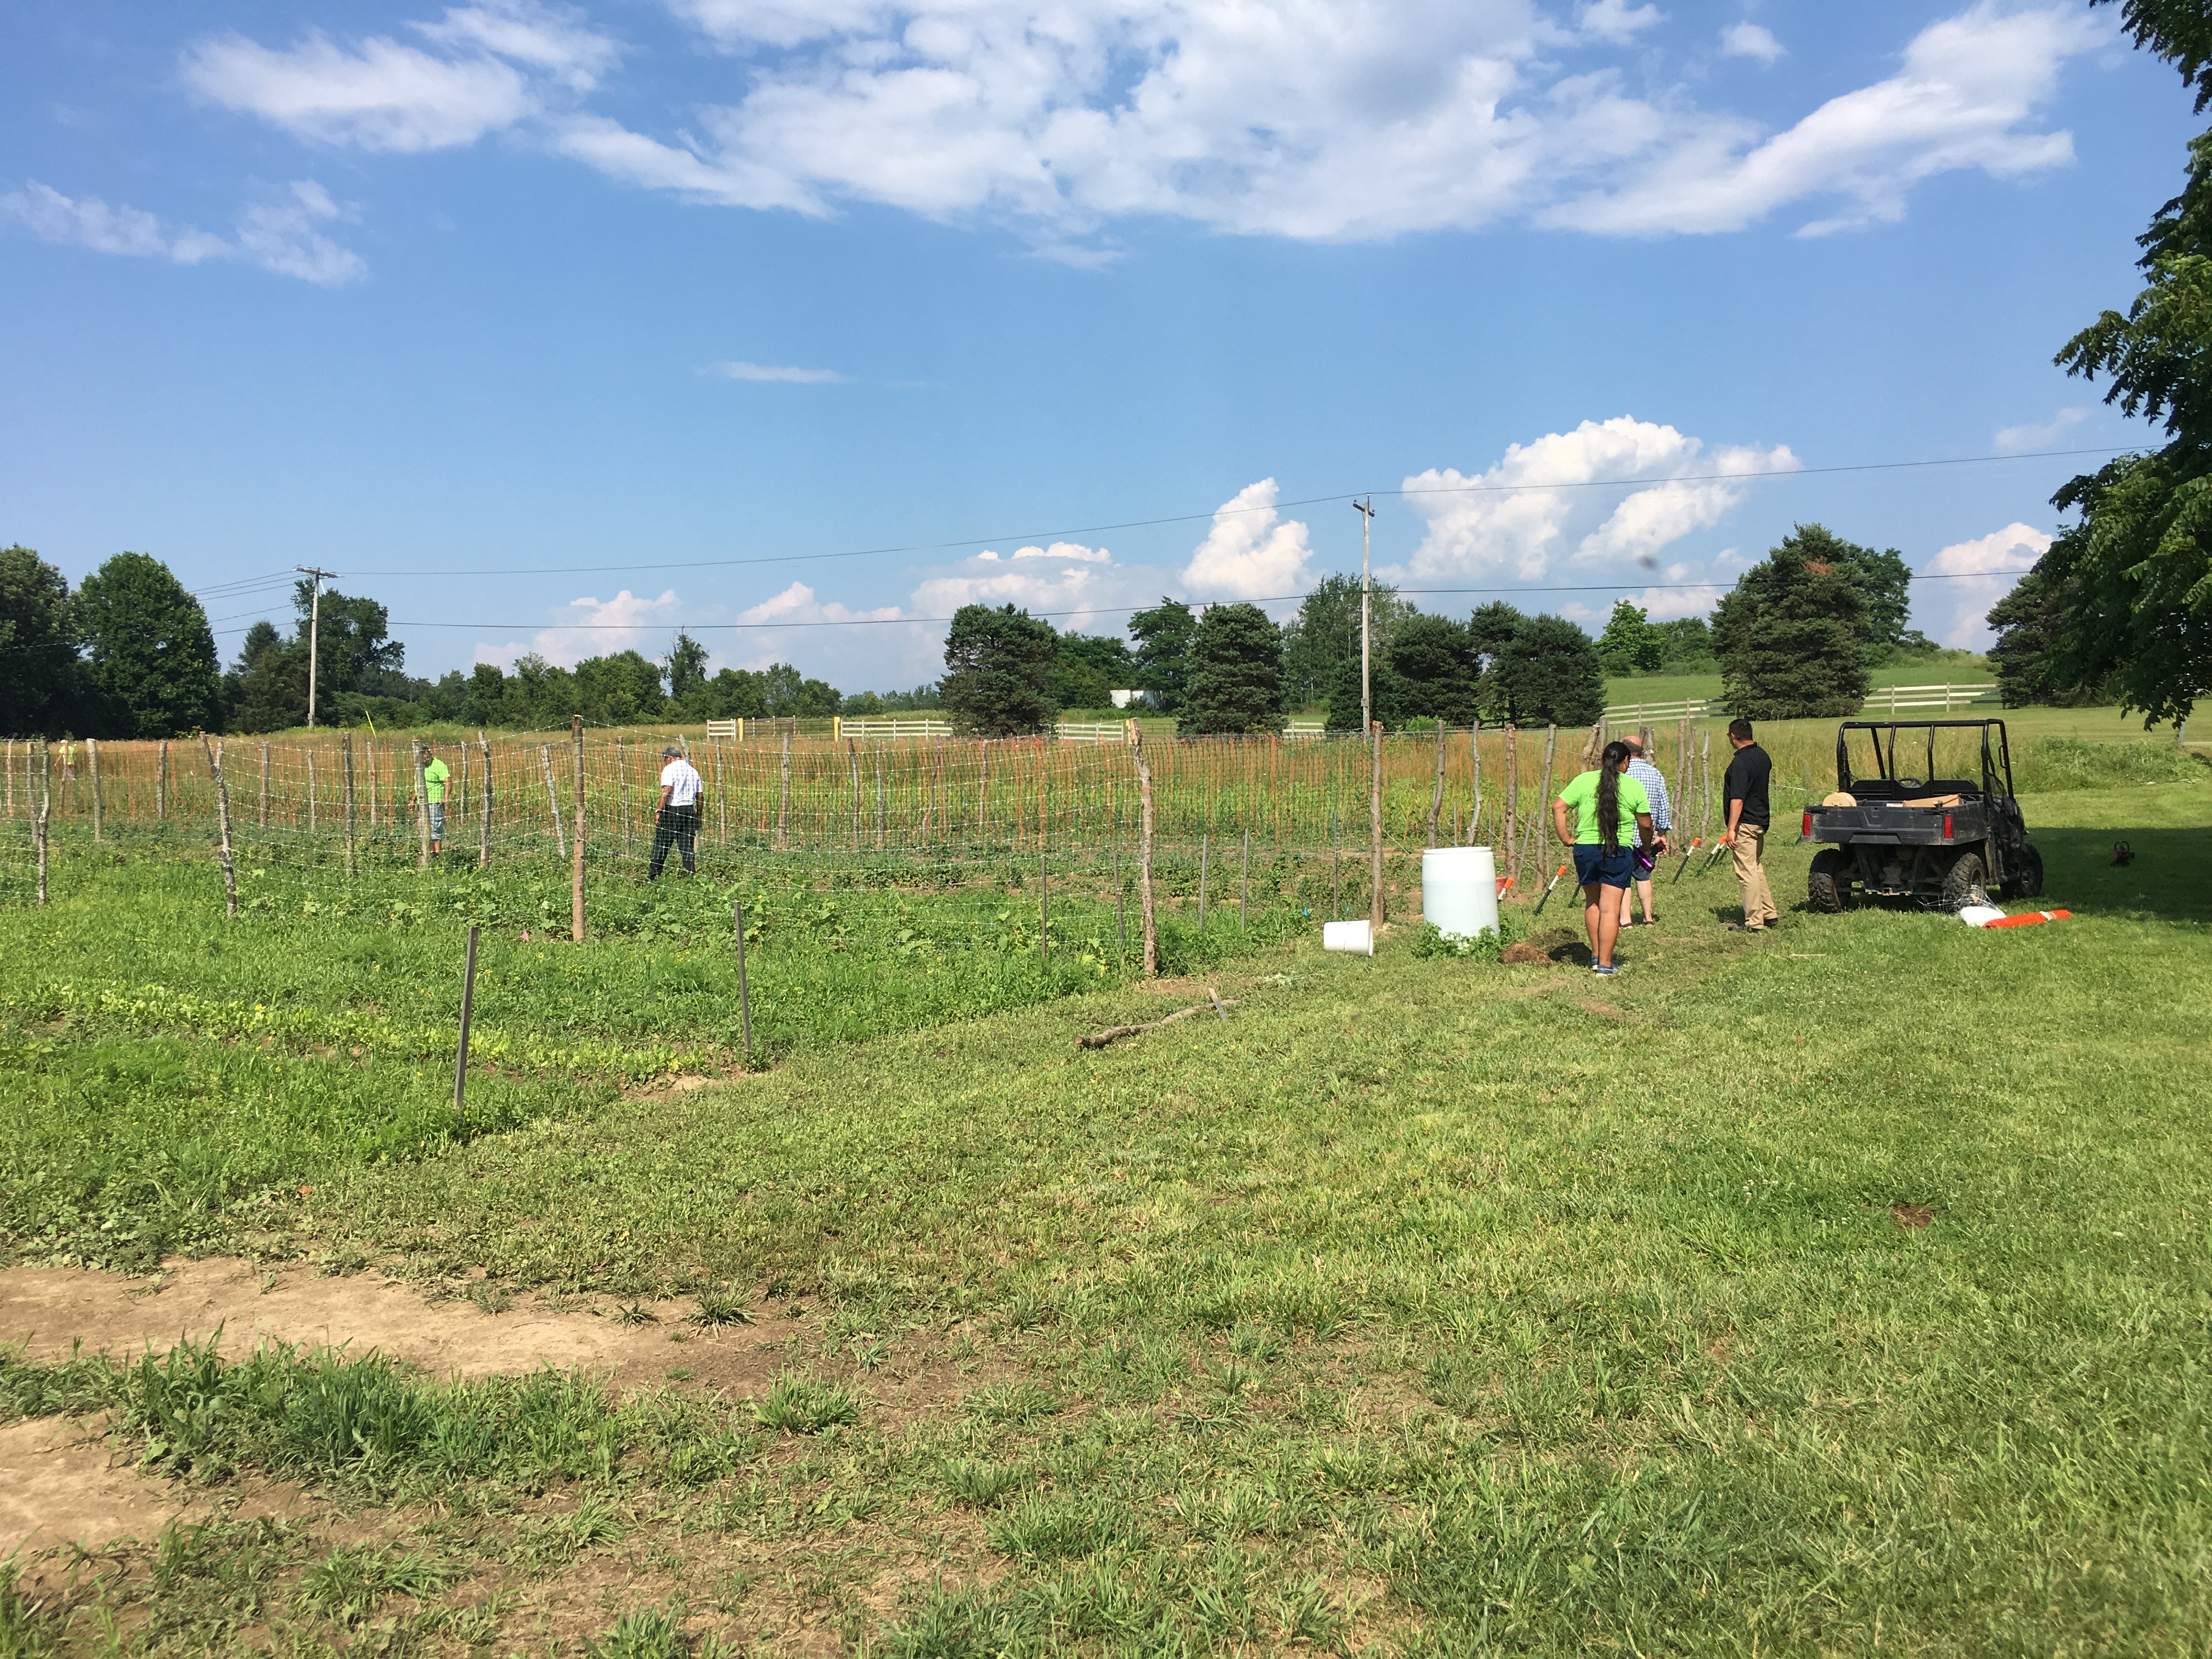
0, 719, 1737, 930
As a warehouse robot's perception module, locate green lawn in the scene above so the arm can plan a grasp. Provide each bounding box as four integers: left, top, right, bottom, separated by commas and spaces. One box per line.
2, 782, 2208, 1654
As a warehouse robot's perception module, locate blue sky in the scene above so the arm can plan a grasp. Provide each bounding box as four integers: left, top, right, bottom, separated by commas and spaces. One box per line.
0, 0, 2191, 692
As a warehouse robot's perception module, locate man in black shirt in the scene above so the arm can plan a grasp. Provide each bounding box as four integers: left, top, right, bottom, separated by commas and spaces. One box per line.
1719, 717, 1778, 932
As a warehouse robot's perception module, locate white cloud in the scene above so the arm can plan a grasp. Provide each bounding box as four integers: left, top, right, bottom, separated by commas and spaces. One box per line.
1993, 405, 2087, 453
710, 359, 849, 383
1547, 4, 2101, 236
0, 179, 366, 285
474, 588, 685, 669
1397, 416, 1797, 586
187, 1, 2108, 249
908, 541, 1135, 630
1181, 479, 1314, 607
1719, 22, 1784, 64
1580, 0, 1665, 46
182, 1, 616, 153
1920, 522, 2051, 649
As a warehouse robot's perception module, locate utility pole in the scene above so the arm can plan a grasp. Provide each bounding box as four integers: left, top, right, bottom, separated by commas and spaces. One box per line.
296, 565, 337, 728
1353, 498, 1377, 731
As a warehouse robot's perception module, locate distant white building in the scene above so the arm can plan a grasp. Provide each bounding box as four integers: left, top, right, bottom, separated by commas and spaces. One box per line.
1110, 689, 1159, 709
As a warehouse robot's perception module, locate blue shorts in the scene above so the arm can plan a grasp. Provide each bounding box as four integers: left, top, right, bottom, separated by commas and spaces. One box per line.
428, 802, 446, 840
1574, 844, 1635, 890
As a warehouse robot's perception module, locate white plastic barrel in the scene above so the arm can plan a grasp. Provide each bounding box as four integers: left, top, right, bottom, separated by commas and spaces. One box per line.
1322, 919, 1373, 955
1421, 846, 1501, 944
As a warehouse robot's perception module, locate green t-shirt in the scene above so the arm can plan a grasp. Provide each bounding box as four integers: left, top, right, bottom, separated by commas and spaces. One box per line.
1556, 769, 1649, 845
423, 757, 450, 803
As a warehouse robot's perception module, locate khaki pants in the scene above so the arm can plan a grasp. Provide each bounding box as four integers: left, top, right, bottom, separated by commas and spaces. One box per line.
1733, 823, 1779, 927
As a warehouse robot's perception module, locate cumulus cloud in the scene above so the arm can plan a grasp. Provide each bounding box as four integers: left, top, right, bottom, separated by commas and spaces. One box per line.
1397, 416, 1798, 590
183, 1, 2106, 249
1920, 522, 2052, 649
1181, 480, 1314, 607
908, 540, 1142, 632
710, 359, 848, 383
0, 179, 365, 285
473, 587, 685, 669
182, 0, 616, 152
1719, 22, 1785, 64
1993, 405, 2088, 453
1547, 4, 2101, 236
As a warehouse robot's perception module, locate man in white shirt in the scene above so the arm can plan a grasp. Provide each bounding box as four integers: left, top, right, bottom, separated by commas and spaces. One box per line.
648, 743, 706, 879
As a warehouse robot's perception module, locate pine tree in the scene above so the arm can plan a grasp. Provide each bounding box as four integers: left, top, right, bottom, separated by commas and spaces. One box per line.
1180, 603, 1286, 734
1127, 598, 1195, 712
1492, 614, 1606, 726
1385, 614, 1479, 726
943, 603, 1058, 736
1711, 534, 1873, 719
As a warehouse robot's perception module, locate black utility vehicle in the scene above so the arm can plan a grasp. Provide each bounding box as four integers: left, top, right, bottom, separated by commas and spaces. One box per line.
1804, 719, 2042, 911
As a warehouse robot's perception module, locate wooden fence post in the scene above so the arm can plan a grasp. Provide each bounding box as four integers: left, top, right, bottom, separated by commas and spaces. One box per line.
1503, 724, 1520, 887
307, 752, 317, 837
32, 741, 49, 906
874, 743, 885, 850
1426, 721, 1446, 847
259, 742, 269, 827
88, 738, 103, 843
776, 730, 791, 851
1127, 721, 1157, 977
619, 737, 631, 858
201, 736, 237, 917
849, 736, 861, 851
1369, 721, 1385, 930
477, 730, 493, 870
732, 899, 754, 1056
413, 742, 432, 870
570, 715, 586, 942
157, 740, 168, 821
454, 924, 479, 1113
342, 732, 357, 878
1467, 721, 1481, 845
1239, 826, 1250, 930
539, 744, 566, 858
1198, 831, 1210, 926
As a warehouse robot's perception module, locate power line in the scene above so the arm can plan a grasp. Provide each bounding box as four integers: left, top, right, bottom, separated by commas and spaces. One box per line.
321, 446, 2123, 582
324, 567, 2040, 634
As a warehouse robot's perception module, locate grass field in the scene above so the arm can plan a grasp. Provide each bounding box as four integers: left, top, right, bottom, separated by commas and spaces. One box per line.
1, 764, 2208, 1654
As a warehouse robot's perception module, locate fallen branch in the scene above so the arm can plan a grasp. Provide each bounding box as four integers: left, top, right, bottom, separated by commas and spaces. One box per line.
1078, 998, 1239, 1049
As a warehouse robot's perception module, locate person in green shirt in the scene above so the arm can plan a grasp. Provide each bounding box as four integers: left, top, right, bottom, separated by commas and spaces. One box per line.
422, 744, 450, 855
1550, 739, 1654, 977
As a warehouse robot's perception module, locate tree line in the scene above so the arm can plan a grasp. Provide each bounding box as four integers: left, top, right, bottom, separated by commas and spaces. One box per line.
1983, 1, 2209, 729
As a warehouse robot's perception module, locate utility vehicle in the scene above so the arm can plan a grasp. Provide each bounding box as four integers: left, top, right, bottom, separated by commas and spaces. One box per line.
1803, 719, 2042, 912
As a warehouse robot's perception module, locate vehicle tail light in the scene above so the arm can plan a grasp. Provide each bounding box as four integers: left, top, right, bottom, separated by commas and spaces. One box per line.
1802, 810, 1812, 839
1943, 812, 1954, 839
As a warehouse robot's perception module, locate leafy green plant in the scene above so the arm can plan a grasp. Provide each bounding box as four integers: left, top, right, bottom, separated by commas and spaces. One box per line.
1409, 907, 1524, 961
294, 1544, 456, 1627
751, 1372, 859, 1435
940, 1459, 1025, 1507
690, 1289, 754, 1327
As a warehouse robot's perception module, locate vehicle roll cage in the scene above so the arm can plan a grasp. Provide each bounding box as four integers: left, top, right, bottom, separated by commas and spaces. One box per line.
1835, 719, 2015, 800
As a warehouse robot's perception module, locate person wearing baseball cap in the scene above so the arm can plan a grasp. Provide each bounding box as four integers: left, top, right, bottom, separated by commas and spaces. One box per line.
648, 743, 706, 879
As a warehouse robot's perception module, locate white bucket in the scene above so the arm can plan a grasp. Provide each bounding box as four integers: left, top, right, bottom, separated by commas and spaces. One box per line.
1322, 919, 1373, 955
1421, 845, 1501, 944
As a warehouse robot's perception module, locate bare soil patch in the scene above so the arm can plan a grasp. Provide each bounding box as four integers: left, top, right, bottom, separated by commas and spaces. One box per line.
1890, 1203, 1936, 1230
1, 1258, 785, 1393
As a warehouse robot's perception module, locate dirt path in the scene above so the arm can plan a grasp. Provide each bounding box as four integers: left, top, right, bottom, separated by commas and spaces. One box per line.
0, 1257, 783, 1392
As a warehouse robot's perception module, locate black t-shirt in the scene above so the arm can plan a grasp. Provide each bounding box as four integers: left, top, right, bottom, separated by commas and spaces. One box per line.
1723, 742, 1772, 828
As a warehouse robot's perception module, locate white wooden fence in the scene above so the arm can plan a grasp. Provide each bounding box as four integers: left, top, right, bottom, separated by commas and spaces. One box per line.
1604, 684, 2000, 724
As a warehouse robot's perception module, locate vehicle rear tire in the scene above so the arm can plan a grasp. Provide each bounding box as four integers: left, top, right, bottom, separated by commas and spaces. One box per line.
1808, 849, 1848, 913
2006, 843, 2045, 900
1940, 850, 1987, 911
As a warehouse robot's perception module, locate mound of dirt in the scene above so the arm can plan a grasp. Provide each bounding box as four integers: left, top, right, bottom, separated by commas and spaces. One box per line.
1498, 941, 1553, 965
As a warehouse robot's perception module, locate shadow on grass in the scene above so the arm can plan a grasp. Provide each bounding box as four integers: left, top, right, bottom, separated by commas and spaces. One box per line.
2036, 825, 2212, 926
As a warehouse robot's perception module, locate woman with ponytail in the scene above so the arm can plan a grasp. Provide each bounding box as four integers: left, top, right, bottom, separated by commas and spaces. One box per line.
1551, 739, 1654, 976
